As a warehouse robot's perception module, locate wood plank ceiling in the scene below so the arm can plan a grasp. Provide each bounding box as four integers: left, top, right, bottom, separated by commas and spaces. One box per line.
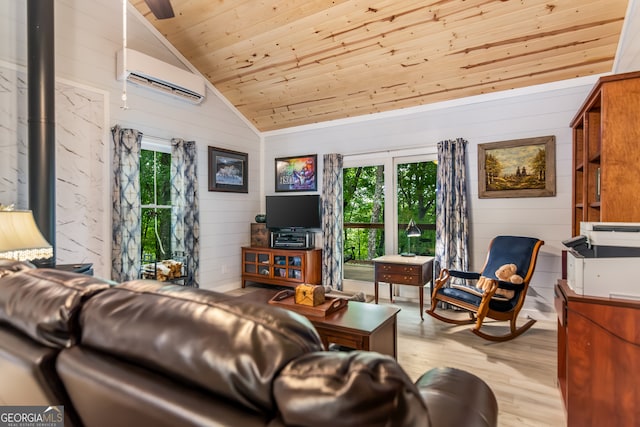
131, 0, 629, 132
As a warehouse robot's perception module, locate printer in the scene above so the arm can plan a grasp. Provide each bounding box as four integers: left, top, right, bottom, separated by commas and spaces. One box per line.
563, 222, 640, 299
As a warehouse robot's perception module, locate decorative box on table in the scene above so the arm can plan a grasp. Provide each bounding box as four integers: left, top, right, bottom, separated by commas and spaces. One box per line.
295, 284, 325, 307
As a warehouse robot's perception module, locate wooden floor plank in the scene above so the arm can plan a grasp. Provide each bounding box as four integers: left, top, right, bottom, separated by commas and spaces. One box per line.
388, 297, 566, 427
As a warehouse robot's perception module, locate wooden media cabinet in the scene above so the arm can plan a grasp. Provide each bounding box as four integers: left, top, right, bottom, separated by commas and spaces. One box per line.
242, 246, 322, 288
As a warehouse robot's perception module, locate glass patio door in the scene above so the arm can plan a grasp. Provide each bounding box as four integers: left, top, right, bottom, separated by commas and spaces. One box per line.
343, 163, 385, 281
395, 158, 437, 257
343, 152, 436, 282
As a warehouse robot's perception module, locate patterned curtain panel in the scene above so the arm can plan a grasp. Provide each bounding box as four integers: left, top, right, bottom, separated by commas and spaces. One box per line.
171, 139, 200, 287
111, 125, 142, 282
321, 153, 344, 290
435, 138, 470, 279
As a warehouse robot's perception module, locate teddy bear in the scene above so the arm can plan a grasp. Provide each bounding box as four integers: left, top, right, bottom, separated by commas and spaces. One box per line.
493, 263, 524, 299
475, 275, 497, 294
474, 263, 523, 299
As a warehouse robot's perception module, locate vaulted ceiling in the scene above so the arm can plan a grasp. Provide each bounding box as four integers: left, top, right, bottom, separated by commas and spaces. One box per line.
131, 0, 629, 132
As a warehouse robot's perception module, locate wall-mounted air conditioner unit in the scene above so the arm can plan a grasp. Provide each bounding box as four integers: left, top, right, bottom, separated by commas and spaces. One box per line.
116, 49, 205, 104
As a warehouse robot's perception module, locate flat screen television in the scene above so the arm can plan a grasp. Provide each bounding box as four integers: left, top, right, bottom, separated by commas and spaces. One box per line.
266, 194, 321, 230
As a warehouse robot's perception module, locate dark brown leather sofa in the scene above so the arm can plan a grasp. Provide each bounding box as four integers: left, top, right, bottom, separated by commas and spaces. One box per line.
0, 261, 498, 427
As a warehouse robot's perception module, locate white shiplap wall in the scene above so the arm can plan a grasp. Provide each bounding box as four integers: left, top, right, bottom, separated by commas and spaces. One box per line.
264, 82, 597, 318
0, 0, 261, 291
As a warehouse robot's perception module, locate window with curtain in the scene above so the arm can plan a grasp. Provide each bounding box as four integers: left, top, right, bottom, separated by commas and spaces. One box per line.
112, 127, 199, 286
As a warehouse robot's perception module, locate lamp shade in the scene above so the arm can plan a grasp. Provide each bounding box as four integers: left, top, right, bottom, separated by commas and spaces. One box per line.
0, 210, 53, 262
406, 219, 421, 237
401, 219, 422, 257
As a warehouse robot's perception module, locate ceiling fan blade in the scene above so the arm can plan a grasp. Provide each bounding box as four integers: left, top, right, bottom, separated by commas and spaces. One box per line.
144, 0, 175, 20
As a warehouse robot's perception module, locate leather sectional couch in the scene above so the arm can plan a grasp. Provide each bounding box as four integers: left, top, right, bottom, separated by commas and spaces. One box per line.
0, 260, 498, 426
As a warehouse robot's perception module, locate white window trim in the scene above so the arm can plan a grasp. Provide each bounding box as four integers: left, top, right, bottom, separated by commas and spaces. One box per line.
141, 135, 171, 153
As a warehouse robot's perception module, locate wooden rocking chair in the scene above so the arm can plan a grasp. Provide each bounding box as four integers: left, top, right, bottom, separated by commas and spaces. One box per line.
426, 236, 544, 342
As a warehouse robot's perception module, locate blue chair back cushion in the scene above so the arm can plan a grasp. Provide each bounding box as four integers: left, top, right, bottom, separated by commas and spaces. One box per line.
481, 236, 540, 279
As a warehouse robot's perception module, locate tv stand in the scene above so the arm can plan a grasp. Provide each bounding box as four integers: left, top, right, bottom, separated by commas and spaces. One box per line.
241, 246, 321, 288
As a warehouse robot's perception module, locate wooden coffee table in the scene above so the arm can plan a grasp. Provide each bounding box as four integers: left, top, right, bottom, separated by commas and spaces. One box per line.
244, 288, 401, 359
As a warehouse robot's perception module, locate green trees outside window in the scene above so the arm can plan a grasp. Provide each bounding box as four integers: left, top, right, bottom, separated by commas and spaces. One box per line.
140, 149, 172, 261
344, 165, 385, 263
396, 161, 437, 256
343, 160, 436, 270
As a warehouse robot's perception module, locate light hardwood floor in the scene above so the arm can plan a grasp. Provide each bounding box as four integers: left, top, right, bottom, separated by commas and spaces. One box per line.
233, 285, 566, 426
387, 296, 566, 427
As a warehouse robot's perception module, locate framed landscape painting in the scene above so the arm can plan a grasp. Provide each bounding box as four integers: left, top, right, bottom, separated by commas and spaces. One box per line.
275, 154, 317, 192
478, 136, 556, 198
208, 146, 248, 193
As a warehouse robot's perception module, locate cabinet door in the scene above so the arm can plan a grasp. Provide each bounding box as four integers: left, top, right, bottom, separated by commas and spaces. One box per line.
271, 255, 285, 278
286, 254, 303, 280
243, 251, 257, 275
288, 255, 302, 267
257, 253, 271, 277
243, 250, 271, 277
287, 268, 302, 280
269, 253, 304, 282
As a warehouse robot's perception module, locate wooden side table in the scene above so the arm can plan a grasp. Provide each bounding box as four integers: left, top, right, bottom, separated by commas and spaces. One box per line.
309, 302, 400, 359
373, 255, 434, 320
241, 288, 401, 359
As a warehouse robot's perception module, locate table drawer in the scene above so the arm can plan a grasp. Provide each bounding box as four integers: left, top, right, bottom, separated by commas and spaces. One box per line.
324, 334, 364, 351
377, 263, 421, 275
376, 272, 422, 285
315, 328, 365, 351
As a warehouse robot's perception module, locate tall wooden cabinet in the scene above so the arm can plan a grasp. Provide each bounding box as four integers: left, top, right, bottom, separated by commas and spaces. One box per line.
561, 71, 640, 424
570, 71, 640, 236
241, 246, 322, 288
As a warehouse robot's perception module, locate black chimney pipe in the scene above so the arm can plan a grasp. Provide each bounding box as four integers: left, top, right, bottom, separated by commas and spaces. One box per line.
27, 0, 56, 267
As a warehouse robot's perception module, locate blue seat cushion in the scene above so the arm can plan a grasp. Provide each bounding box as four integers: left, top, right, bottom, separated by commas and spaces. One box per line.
437, 286, 517, 312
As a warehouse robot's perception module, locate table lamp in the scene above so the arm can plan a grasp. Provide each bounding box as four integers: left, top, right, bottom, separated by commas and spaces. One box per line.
0, 209, 53, 263
401, 219, 421, 257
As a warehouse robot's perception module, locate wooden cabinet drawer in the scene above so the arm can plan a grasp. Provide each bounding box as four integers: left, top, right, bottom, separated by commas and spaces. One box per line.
376, 262, 421, 285
376, 272, 421, 285
377, 263, 421, 275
